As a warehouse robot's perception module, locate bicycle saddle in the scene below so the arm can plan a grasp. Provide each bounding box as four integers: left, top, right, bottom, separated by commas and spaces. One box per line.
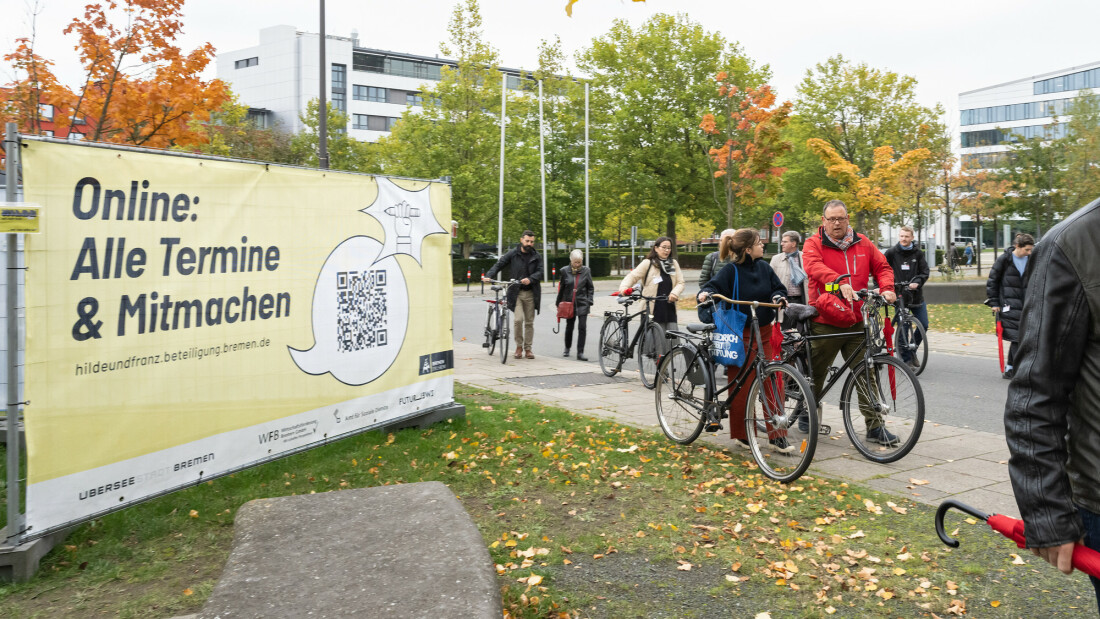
491, 285, 503, 291
781, 303, 819, 330
685, 323, 716, 333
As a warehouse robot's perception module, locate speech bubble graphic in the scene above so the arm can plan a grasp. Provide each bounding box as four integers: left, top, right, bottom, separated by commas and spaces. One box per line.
361, 177, 445, 265
289, 236, 408, 386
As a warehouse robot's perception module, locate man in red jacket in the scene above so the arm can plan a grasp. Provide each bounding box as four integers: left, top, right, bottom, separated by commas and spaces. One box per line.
803, 200, 898, 444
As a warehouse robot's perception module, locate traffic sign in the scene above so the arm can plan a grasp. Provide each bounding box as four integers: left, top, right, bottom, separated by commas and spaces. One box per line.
772, 211, 784, 228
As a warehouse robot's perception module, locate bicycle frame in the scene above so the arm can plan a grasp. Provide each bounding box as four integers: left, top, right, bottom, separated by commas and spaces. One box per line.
786, 293, 890, 404
604, 296, 659, 358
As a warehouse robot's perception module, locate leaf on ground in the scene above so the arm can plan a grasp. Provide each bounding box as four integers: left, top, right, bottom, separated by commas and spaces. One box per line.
991, 600, 1001, 607
183, 588, 193, 596
677, 561, 693, 571
1010, 553, 1026, 565
755, 613, 773, 619
849, 530, 865, 539
946, 599, 967, 615
909, 478, 929, 485
887, 501, 907, 514
189, 510, 199, 518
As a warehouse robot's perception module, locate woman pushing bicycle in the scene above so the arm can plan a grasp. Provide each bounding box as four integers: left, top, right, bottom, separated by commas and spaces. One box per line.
697, 228, 791, 451
619, 236, 685, 333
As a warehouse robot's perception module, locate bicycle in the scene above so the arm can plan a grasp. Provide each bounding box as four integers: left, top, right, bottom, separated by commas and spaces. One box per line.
890, 281, 928, 376
597, 288, 668, 389
481, 279, 518, 364
654, 294, 819, 483
780, 275, 925, 463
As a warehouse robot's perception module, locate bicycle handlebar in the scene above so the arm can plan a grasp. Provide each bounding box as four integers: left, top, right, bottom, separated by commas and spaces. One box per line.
708, 293, 783, 309
485, 279, 519, 285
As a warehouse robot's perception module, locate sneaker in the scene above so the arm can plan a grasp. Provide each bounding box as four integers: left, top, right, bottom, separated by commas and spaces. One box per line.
769, 436, 796, 453
563, 348, 570, 357
1003, 368, 1015, 379
907, 358, 920, 370
866, 426, 900, 446
576, 353, 589, 361
734, 438, 750, 449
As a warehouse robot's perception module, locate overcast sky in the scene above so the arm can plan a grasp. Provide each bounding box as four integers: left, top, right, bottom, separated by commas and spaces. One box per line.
4, 0, 1099, 143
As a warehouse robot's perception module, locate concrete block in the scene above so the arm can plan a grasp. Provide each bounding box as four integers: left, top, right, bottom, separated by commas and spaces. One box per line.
199, 482, 501, 618
383, 402, 465, 432
0, 527, 73, 583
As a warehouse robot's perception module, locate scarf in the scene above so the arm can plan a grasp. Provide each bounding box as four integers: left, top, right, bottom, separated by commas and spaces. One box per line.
786, 252, 806, 286
828, 227, 856, 251
659, 257, 675, 274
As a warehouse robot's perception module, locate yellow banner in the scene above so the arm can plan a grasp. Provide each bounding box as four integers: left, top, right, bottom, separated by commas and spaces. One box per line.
21, 141, 454, 534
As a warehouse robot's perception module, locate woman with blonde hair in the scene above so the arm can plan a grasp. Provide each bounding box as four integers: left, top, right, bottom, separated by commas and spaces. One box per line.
697, 228, 789, 450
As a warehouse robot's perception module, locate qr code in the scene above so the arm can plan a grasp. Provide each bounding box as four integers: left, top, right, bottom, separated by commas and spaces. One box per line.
336, 270, 388, 352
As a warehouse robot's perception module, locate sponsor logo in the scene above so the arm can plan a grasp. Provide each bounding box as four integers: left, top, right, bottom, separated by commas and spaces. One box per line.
79, 476, 136, 500
418, 350, 454, 375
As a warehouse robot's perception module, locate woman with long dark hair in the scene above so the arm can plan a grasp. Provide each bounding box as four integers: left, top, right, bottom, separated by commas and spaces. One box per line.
618, 236, 685, 332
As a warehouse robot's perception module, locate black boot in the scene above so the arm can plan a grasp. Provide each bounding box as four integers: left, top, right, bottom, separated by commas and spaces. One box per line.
563, 348, 570, 357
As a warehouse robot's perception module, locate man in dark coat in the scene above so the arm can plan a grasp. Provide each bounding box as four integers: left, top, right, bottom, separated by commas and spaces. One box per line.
986, 233, 1035, 379
484, 230, 542, 359
1004, 199, 1100, 612
884, 225, 930, 369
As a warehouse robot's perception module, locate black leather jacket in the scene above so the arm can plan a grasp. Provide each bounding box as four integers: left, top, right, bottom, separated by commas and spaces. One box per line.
485, 245, 543, 313
1004, 197, 1100, 548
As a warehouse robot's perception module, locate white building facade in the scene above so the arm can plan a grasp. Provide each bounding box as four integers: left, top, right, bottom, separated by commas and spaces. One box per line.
217, 25, 526, 143
958, 61, 1100, 169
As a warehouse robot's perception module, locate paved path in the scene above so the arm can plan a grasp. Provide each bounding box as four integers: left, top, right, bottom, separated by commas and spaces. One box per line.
453, 327, 1020, 519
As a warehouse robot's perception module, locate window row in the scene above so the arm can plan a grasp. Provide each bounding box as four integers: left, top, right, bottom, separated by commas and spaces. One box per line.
352, 114, 399, 131
960, 97, 1080, 126
960, 122, 1069, 148
352, 52, 443, 81
235, 57, 259, 69
350, 85, 423, 106
1034, 67, 1100, 96
961, 152, 1009, 169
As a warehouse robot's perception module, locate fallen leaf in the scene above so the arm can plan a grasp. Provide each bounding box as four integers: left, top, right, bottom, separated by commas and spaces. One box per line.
183, 588, 193, 596
527, 574, 543, 586
189, 510, 199, 518
1011, 553, 1026, 565
754, 613, 772, 619
991, 600, 1001, 607
909, 478, 929, 485
677, 562, 692, 571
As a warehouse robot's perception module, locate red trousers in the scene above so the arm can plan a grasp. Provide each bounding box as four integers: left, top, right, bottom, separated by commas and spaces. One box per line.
726, 323, 775, 440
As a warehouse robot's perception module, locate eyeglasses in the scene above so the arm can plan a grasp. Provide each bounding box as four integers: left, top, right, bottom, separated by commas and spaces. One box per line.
824, 217, 849, 223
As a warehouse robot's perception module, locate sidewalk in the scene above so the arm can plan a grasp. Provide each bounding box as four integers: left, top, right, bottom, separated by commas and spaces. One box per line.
453, 329, 1019, 519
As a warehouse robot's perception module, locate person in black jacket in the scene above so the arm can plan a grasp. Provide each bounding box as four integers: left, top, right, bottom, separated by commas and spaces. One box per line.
556, 250, 594, 361
985, 233, 1035, 378
1004, 199, 1100, 611
484, 231, 543, 359
884, 225, 930, 368
697, 228, 789, 451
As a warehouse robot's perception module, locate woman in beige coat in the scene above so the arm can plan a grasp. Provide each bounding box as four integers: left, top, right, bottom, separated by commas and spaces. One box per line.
618, 236, 685, 332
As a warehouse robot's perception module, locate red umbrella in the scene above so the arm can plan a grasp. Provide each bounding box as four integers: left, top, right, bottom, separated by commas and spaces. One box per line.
936, 499, 1100, 579
994, 309, 1006, 374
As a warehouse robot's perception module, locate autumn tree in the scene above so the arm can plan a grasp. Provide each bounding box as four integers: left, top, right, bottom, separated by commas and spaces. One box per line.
998, 120, 1066, 238
795, 55, 945, 176
806, 138, 931, 243
1, 3, 76, 136
578, 14, 769, 251
58, 0, 229, 147
700, 74, 792, 228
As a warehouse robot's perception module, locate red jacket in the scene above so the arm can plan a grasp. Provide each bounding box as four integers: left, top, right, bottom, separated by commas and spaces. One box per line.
802, 227, 894, 326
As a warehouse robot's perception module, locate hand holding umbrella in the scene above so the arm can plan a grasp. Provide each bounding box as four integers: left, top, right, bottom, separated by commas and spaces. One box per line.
935, 499, 1100, 579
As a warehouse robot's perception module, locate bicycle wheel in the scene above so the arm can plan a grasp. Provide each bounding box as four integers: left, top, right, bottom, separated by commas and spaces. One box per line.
636, 322, 665, 390
839, 355, 924, 463
893, 316, 928, 376
598, 318, 625, 377
654, 345, 712, 444
743, 363, 819, 483
486, 307, 498, 356
498, 309, 511, 364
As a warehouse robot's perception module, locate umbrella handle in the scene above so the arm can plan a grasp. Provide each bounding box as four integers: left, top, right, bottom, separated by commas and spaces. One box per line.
935, 499, 992, 548
553, 318, 561, 334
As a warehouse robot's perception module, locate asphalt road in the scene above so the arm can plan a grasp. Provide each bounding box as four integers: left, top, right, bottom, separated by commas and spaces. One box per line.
452, 284, 1012, 437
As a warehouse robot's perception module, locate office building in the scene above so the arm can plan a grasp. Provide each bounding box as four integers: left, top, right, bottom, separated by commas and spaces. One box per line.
217, 25, 528, 142
958, 60, 1100, 168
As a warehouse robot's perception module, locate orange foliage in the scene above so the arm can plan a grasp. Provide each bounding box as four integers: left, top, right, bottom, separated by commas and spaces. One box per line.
806, 138, 931, 216
700, 72, 792, 227
3, 0, 229, 149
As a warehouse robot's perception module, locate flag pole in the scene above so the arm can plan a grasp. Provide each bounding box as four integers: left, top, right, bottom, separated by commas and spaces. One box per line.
539, 79, 548, 283
584, 82, 590, 268
497, 74, 506, 258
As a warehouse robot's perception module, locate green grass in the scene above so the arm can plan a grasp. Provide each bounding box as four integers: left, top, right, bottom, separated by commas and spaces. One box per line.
0, 384, 1093, 617
927, 304, 997, 335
